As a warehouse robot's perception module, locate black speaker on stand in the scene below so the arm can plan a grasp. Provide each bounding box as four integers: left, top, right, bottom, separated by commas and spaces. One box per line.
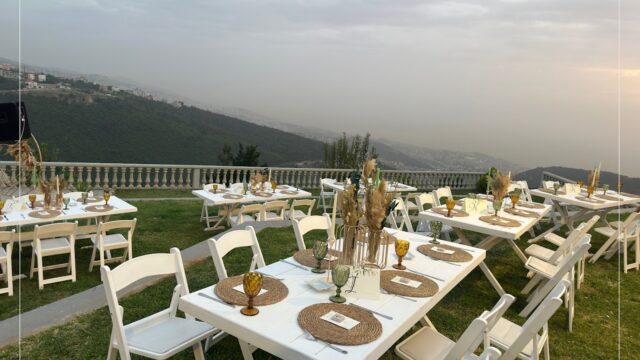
0, 102, 31, 143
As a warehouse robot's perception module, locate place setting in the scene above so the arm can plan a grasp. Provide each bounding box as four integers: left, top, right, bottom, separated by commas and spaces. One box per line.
213, 271, 289, 316
292, 240, 341, 272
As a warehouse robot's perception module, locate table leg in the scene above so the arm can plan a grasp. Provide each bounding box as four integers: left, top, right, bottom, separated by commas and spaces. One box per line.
454, 229, 506, 296
204, 204, 234, 231
329, 192, 339, 241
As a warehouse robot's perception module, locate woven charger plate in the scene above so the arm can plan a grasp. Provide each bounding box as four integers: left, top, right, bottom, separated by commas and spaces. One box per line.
223, 194, 244, 200
298, 303, 382, 346
504, 207, 539, 218
479, 215, 521, 227
85, 205, 114, 213
254, 192, 273, 198
417, 243, 473, 262
595, 194, 622, 201
293, 249, 342, 269
280, 190, 299, 195
517, 202, 545, 209
276, 185, 289, 189
28, 209, 62, 219
538, 188, 566, 195
479, 215, 521, 228
575, 196, 605, 204
380, 270, 438, 297
32, 201, 60, 209
431, 207, 469, 217
215, 275, 288, 306
75, 196, 103, 204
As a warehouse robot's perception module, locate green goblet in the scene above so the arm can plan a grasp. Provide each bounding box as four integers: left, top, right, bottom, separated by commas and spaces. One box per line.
430, 221, 443, 244
330, 265, 350, 303
312, 240, 328, 274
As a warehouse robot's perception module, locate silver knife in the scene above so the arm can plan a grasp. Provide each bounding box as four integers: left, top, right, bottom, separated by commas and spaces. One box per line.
282, 259, 309, 271
405, 267, 445, 282
349, 303, 393, 320
197, 292, 235, 308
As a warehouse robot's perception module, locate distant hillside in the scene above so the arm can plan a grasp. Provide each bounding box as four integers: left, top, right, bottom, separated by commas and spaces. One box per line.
516, 166, 640, 194
0, 78, 323, 166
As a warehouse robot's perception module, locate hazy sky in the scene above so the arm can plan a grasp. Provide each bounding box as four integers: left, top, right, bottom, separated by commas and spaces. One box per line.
1, 0, 639, 175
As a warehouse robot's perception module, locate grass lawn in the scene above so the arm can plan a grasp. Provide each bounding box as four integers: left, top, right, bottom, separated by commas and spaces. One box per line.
0, 199, 637, 359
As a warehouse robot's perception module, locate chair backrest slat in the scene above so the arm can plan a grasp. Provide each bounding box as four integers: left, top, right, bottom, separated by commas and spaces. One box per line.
208, 226, 266, 280
106, 252, 178, 292
416, 193, 437, 211
293, 214, 331, 251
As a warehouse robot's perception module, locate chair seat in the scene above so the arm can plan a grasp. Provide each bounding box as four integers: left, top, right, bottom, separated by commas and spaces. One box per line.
91, 234, 128, 247
526, 257, 558, 279
229, 215, 256, 225
544, 233, 565, 246
484, 315, 543, 359
395, 326, 455, 360
525, 244, 555, 262
263, 212, 284, 221
594, 226, 616, 238
36, 238, 70, 253
285, 210, 307, 220
123, 316, 216, 358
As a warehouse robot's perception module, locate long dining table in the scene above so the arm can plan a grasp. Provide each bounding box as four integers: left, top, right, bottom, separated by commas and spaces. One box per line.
193, 185, 313, 231
419, 197, 552, 296
179, 229, 486, 360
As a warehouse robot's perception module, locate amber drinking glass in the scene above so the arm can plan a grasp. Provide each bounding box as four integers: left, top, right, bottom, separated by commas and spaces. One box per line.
0, 199, 4, 216
271, 179, 277, 193
312, 240, 328, 274
393, 239, 410, 270
510, 193, 520, 209
329, 265, 350, 303
103, 191, 111, 206
240, 272, 263, 316
212, 183, 219, 194
29, 194, 37, 209
445, 198, 456, 217
587, 186, 594, 198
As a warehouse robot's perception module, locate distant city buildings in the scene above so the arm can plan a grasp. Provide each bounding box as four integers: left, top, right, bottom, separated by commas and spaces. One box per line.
37, 74, 47, 82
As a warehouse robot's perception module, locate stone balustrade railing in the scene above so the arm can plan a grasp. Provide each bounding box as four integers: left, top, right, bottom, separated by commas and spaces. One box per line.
0, 161, 484, 192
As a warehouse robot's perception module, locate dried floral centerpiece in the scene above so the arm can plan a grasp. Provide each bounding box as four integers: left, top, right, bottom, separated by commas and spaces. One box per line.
489, 171, 510, 216
336, 159, 397, 268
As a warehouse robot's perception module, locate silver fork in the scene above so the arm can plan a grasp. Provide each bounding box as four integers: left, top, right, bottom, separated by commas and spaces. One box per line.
303, 330, 348, 354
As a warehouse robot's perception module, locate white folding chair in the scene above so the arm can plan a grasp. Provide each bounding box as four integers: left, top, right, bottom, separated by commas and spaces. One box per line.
101, 248, 219, 360
319, 178, 336, 213
0, 230, 15, 296
30, 222, 78, 290
520, 238, 591, 332
404, 192, 421, 216
89, 219, 137, 271
489, 280, 570, 360
433, 186, 453, 206
286, 199, 316, 221
207, 226, 266, 359
590, 212, 640, 272
229, 203, 262, 226
395, 294, 515, 360
261, 200, 288, 221
526, 215, 598, 289
388, 197, 414, 232
292, 214, 331, 251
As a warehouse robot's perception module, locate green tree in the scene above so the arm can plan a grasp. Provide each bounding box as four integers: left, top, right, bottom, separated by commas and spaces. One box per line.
218, 144, 234, 165
323, 133, 377, 169
233, 143, 261, 166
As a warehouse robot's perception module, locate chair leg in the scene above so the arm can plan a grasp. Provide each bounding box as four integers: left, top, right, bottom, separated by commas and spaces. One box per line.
544, 338, 550, 360
29, 249, 36, 279
89, 244, 97, 272
107, 332, 117, 360
37, 252, 45, 290
522, 274, 543, 295
192, 341, 206, 360
420, 315, 437, 330
70, 248, 77, 283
